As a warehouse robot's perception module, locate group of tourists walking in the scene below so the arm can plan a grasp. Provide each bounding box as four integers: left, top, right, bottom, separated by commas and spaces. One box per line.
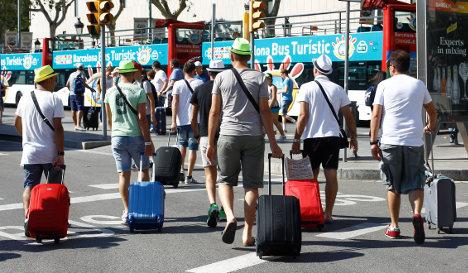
15, 37, 436, 246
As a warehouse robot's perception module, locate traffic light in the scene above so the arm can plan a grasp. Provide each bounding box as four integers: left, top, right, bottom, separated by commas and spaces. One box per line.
250, 0, 266, 32
86, 1, 100, 37
85, 0, 114, 37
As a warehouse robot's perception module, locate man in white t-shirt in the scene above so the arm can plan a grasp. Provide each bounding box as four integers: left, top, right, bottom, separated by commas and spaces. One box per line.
151, 61, 168, 107
171, 61, 203, 184
15, 65, 65, 219
370, 50, 437, 244
292, 54, 357, 224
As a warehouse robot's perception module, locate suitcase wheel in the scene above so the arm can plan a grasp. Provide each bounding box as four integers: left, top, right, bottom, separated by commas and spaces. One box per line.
449, 227, 453, 234
157, 227, 162, 233
173, 182, 179, 189
129, 227, 135, 233
257, 252, 263, 259
54, 238, 60, 244
317, 224, 324, 231
36, 237, 42, 244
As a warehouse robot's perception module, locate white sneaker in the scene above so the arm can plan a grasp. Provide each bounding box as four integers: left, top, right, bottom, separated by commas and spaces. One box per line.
121, 210, 128, 224
184, 177, 200, 184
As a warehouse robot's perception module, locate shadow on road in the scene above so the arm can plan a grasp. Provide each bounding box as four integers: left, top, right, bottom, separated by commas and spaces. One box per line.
0, 252, 21, 262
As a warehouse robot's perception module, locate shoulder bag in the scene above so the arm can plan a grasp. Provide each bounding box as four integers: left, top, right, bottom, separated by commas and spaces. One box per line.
314, 80, 349, 149
30, 91, 55, 131
230, 68, 260, 113
115, 84, 138, 116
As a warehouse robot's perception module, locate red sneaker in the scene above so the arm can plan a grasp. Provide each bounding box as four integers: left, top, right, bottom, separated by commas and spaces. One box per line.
412, 214, 425, 245
385, 225, 401, 239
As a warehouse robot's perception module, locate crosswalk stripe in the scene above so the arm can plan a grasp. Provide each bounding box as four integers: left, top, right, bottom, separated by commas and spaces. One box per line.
186, 253, 265, 273
0, 188, 205, 212
316, 222, 388, 240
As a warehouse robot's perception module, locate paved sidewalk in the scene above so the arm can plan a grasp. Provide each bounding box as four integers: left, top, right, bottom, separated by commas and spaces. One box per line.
1, 107, 467, 180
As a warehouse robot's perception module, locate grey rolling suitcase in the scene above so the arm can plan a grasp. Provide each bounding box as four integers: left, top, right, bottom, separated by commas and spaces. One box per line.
423, 135, 457, 233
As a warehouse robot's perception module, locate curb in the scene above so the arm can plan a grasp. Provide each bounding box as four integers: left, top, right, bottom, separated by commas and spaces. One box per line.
1, 134, 110, 150
267, 161, 468, 181
82, 140, 111, 150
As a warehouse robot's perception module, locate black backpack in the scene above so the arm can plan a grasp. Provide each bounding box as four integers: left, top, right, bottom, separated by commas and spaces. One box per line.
141, 78, 158, 104
364, 85, 377, 107
74, 73, 86, 95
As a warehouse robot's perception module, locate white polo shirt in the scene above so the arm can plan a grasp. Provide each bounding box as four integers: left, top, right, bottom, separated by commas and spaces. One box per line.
296, 75, 351, 139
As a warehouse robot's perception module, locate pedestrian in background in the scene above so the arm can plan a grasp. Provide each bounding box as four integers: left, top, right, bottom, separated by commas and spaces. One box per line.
140, 70, 157, 133
104, 60, 154, 224
278, 68, 296, 132
161, 59, 184, 108
190, 60, 227, 228
151, 61, 168, 107
0, 78, 5, 125
265, 73, 286, 142
194, 61, 209, 83
171, 61, 204, 184
66, 64, 95, 131
365, 70, 386, 111
15, 65, 65, 220
292, 54, 358, 224
207, 38, 283, 246
370, 50, 437, 244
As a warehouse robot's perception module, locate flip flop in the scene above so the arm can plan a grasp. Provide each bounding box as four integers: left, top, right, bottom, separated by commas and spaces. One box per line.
242, 237, 256, 247
221, 220, 237, 244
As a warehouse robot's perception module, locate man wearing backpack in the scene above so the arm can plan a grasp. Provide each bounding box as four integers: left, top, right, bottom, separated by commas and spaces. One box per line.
66, 64, 95, 131
171, 61, 203, 184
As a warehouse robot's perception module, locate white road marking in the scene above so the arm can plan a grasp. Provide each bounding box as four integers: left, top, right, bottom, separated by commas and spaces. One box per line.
186, 253, 265, 273
456, 202, 468, 209
80, 215, 122, 225
89, 184, 118, 189
0, 152, 8, 156
316, 222, 388, 240
0, 188, 205, 212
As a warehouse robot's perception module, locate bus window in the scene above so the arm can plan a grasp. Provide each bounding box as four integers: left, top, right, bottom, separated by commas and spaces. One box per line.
393, 11, 416, 33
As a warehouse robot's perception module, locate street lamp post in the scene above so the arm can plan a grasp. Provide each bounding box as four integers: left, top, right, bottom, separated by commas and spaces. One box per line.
34, 39, 41, 52
211, 0, 216, 61
17, 0, 21, 48
74, 18, 84, 49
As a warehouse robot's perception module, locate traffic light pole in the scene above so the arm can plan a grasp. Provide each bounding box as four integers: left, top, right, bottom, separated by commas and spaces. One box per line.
100, 25, 108, 139
250, 32, 255, 69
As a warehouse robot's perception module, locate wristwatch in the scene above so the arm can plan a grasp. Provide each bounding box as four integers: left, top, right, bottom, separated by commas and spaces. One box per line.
144, 142, 152, 146
370, 140, 379, 145
57, 151, 65, 156
293, 139, 301, 143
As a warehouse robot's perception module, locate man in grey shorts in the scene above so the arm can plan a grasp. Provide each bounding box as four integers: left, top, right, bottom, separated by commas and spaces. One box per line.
207, 38, 283, 246
370, 50, 437, 244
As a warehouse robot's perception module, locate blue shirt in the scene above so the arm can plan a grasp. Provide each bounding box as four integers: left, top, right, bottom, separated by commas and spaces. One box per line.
170, 68, 184, 81
282, 78, 294, 101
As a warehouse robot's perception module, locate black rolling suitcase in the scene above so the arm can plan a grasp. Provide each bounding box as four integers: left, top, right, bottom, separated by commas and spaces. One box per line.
155, 107, 166, 135
153, 134, 181, 188
256, 154, 301, 259
423, 134, 457, 233
84, 107, 99, 130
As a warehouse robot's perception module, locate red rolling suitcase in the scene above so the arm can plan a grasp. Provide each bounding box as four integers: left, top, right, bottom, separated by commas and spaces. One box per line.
285, 179, 324, 230
26, 166, 69, 244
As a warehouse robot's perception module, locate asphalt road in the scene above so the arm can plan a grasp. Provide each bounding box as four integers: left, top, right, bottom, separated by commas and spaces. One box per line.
1, 140, 467, 273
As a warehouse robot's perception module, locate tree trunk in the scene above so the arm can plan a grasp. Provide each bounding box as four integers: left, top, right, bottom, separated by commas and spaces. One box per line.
50, 25, 57, 39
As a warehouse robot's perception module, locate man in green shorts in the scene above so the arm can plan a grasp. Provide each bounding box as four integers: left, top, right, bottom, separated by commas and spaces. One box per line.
207, 38, 283, 246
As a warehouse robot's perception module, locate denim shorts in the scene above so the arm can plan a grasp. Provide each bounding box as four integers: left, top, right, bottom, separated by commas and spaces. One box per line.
70, 94, 85, 111
380, 144, 426, 194
281, 100, 292, 115
177, 125, 199, 150
111, 136, 150, 172
23, 164, 63, 188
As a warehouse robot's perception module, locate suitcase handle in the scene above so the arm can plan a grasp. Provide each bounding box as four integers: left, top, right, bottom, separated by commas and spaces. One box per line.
46, 165, 66, 185
267, 153, 285, 196
167, 131, 178, 147
139, 153, 157, 182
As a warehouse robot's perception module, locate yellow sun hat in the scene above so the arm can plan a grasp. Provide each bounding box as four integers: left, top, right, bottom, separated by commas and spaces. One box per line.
34, 65, 58, 83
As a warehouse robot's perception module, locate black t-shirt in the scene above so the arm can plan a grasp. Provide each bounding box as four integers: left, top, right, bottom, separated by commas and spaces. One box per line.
190, 80, 214, 137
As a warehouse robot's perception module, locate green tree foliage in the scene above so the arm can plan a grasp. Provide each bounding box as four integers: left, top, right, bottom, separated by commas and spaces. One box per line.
0, 0, 32, 46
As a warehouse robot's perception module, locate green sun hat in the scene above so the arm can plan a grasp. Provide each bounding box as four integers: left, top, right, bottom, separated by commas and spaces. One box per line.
34, 65, 58, 83
230, 38, 251, 56
118, 60, 139, 74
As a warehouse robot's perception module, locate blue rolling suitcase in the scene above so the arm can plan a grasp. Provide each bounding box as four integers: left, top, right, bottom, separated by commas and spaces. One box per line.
127, 156, 165, 233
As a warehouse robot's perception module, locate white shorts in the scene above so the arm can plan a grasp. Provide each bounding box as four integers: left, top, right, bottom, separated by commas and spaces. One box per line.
199, 136, 217, 167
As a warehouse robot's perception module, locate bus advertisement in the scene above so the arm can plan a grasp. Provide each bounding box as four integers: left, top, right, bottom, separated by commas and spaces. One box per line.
202, 31, 383, 121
